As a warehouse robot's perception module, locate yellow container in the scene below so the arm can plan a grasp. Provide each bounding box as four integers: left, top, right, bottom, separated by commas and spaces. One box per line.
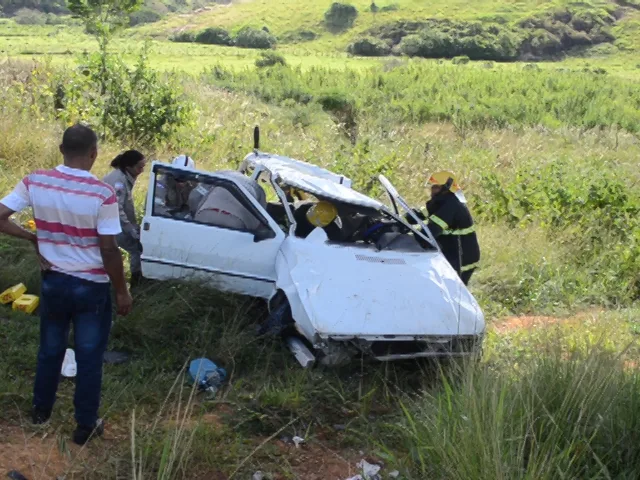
13, 294, 40, 314
0, 283, 27, 305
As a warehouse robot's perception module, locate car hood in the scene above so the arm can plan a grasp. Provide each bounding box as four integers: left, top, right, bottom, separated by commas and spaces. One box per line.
276, 230, 484, 339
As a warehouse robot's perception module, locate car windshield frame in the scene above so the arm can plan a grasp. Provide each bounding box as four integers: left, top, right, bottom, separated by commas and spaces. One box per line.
240, 152, 438, 250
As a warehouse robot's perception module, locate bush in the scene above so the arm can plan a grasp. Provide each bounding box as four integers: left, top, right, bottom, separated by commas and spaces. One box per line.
523, 29, 563, 57
194, 27, 232, 46
129, 8, 163, 26
59, 50, 193, 146
170, 31, 196, 43
281, 29, 318, 43
44, 13, 69, 25
379, 4, 398, 12
13, 8, 47, 25
234, 26, 276, 49
452, 55, 470, 64
324, 2, 358, 31
364, 8, 616, 62
255, 51, 287, 68
348, 37, 391, 56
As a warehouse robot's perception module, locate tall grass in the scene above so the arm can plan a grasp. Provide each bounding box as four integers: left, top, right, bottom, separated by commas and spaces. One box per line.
387, 345, 640, 479
203, 62, 640, 132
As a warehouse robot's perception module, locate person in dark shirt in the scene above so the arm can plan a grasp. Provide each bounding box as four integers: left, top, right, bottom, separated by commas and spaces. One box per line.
415, 171, 480, 285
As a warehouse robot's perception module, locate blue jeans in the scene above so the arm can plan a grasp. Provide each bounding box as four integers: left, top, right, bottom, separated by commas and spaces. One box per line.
33, 271, 112, 426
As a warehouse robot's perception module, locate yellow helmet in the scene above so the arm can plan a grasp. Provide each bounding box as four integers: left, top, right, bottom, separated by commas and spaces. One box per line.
427, 171, 460, 193
306, 201, 337, 228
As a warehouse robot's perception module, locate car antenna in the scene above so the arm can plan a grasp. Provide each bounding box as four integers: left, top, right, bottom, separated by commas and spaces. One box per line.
253, 126, 260, 153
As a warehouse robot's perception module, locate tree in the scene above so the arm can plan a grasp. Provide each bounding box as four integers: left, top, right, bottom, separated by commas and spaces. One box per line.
67, 0, 143, 57
67, 0, 143, 103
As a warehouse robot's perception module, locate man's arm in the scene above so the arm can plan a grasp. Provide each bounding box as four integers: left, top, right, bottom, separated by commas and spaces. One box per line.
99, 235, 132, 316
0, 204, 37, 244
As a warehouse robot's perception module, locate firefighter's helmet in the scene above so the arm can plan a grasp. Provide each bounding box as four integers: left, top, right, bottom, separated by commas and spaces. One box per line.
306, 201, 338, 228
427, 171, 460, 193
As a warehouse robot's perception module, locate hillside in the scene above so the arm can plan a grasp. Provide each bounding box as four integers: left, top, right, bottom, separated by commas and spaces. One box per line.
1, 0, 639, 70
139, 0, 640, 60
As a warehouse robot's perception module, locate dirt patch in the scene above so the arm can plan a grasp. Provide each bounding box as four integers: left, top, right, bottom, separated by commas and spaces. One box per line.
0, 425, 75, 479
0, 422, 126, 479
492, 310, 604, 334
492, 315, 561, 334
278, 440, 361, 480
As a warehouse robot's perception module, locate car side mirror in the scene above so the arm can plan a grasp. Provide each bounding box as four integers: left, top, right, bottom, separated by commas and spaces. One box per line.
253, 227, 275, 243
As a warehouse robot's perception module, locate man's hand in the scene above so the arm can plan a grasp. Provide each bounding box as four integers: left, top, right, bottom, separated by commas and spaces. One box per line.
116, 290, 133, 316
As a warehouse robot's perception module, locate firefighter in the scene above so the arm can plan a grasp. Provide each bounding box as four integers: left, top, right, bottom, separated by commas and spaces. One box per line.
420, 171, 480, 285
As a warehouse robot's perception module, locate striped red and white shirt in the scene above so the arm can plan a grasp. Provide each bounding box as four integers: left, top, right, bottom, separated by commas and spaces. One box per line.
1, 165, 122, 283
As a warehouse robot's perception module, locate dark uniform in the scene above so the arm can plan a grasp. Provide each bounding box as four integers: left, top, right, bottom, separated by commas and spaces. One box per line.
420, 192, 480, 285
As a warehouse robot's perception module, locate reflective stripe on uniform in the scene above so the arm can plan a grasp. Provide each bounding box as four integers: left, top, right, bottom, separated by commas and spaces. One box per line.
461, 262, 479, 272
429, 215, 449, 230
428, 214, 474, 236
441, 225, 476, 236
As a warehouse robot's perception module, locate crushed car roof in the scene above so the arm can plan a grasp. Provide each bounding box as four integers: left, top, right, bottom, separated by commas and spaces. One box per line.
241, 152, 385, 211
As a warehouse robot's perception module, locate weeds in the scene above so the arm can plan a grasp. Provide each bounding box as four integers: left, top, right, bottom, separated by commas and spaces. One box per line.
388, 344, 640, 479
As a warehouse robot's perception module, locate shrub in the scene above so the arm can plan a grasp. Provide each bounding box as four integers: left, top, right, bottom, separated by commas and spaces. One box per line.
195, 27, 232, 46
171, 31, 195, 43
44, 13, 69, 25
234, 26, 276, 49
452, 55, 470, 64
380, 4, 398, 12
13, 8, 47, 25
59, 50, 193, 146
324, 2, 358, 31
523, 29, 563, 57
399, 30, 453, 58
129, 8, 162, 26
281, 29, 318, 43
347, 37, 391, 56
255, 51, 287, 68
370, 2, 378, 13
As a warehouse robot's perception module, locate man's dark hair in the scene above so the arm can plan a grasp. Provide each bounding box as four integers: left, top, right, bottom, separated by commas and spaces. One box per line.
61, 124, 98, 157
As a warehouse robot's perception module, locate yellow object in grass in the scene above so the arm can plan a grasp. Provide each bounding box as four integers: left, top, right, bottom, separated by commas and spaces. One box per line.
13, 294, 40, 314
24, 219, 36, 231
0, 283, 27, 304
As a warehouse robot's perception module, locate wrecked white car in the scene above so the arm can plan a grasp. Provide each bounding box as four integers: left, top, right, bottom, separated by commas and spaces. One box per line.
140, 148, 485, 367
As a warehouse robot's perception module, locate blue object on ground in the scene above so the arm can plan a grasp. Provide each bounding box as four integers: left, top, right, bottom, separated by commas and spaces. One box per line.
188, 358, 227, 394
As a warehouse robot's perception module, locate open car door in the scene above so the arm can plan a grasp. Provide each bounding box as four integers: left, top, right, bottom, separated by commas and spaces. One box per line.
140, 162, 285, 299
378, 175, 440, 250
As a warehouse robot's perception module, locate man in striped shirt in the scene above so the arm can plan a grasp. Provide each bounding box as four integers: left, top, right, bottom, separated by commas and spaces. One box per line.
0, 124, 133, 445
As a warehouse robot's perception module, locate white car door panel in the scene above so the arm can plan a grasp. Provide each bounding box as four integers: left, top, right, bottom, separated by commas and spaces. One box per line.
140, 162, 285, 299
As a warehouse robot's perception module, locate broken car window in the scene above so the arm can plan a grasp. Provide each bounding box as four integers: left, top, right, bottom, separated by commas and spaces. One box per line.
152, 166, 273, 235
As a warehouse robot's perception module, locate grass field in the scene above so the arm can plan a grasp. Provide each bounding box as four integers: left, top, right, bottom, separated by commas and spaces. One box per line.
0, 0, 640, 477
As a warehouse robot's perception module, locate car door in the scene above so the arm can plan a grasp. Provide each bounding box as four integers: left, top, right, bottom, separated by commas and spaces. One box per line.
378, 175, 440, 250
140, 162, 285, 299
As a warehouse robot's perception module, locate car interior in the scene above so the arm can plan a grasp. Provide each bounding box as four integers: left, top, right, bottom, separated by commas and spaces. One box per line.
153, 165, 431, 252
